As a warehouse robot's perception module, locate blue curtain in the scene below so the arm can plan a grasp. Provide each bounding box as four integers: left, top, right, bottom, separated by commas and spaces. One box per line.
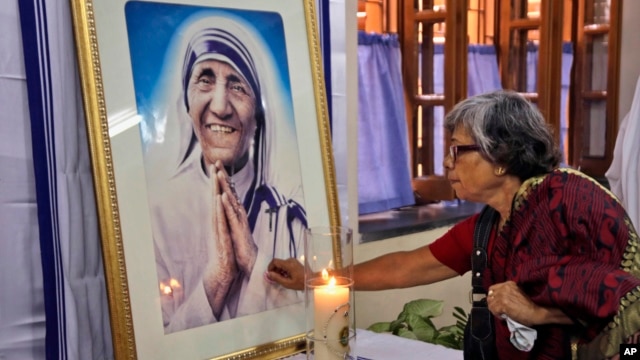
357, 32, 415, 215
431, 44, 502, 175
467, 45, 502, 96
526, 42, 574, 163
561, 43, 574, 163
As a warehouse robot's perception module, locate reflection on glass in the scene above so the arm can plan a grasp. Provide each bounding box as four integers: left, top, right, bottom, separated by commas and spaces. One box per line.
583, 100, 607, 157
586, 34, 608, 92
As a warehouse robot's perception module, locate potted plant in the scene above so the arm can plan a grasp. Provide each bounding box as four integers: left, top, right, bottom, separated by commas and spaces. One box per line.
367, 298, 468, 350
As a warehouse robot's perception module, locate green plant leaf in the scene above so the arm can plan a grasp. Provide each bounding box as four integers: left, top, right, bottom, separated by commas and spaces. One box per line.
456, 320, 467, 331
389, 318, 406, 333
367, 322, 391, 333
454, 306, 468, 316
402, 299, 444, 319
453, 306, 469, 327
438, 324, 462, 335
396, 327, 419, 340
453, 308, 468, 322
405, 313, 436, 342
434, 333, 462, 350
370, 298, 468, 351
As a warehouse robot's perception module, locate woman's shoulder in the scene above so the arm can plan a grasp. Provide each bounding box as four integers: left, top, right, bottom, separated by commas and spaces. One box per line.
547, 168, 617, 198
516, 167, 624, 217
517, 167, 611, 196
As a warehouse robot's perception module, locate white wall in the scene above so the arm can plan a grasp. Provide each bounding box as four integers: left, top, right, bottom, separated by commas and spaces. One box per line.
353, 228, 472, 329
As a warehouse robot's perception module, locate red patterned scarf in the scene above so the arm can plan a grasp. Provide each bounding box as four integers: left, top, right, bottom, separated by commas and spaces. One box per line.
487, 168, 640, 359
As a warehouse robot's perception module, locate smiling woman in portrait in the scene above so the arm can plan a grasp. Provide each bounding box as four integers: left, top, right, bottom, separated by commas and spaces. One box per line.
138, 13, 307, 334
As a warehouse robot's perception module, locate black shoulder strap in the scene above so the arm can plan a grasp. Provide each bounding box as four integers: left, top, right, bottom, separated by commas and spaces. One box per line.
470, 206, 499, 305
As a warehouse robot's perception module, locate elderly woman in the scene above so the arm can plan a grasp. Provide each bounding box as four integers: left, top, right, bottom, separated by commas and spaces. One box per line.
144, 15, 307, 334
268, 90, 640, 359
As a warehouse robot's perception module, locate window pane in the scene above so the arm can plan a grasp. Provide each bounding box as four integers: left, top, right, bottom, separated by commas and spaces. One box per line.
511, 0, 540, 20
419, 0, 446, 11
418, 24, 445, 95
586, 34, 608, 92
432, 106, 446, 176
586, 0, 611, 25
507, 29, 538, 93
469, 0, 492, 44
582, 100, 607, 157
416, 105, 434, 175
416, 105, 446, 176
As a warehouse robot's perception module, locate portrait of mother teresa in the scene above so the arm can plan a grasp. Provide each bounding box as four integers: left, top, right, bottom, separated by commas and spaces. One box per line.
142, 15, 307, 334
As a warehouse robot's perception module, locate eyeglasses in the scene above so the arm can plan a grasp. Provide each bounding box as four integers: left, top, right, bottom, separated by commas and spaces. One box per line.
449, 144, 481, 162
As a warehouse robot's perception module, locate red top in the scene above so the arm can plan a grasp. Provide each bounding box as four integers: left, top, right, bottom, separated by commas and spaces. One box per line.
429, 212, 496, 275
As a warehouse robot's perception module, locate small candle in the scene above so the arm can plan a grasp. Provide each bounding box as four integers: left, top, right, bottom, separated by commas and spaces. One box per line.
313, 269, 350, 360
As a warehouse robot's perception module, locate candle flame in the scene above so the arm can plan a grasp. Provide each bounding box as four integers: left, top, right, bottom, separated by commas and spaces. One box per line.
321, 269, 337, 287
169, 278, 181, 288
160, 282, 172, 295
159, 278, 181, 295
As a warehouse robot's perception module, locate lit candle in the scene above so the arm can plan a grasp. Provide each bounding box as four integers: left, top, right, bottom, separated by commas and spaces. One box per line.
313, 269, 350, 360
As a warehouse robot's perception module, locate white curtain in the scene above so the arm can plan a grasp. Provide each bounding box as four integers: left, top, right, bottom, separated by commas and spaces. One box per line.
2, 0, 113, 359
1, 2, 46, 358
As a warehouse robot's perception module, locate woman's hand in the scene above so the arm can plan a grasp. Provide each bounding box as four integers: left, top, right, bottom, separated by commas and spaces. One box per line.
267, 258, 305, 290
486, 280, 572, 326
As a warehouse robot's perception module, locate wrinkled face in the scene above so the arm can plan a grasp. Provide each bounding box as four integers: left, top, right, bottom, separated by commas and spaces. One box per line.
444, 126, 502, 203
186, 59, 257, 170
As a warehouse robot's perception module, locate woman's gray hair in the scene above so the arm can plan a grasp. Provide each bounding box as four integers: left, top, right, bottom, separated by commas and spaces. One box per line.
444, 90, 561, 181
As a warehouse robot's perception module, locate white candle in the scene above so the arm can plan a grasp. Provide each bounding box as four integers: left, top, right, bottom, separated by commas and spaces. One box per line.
313, 269, 350, 360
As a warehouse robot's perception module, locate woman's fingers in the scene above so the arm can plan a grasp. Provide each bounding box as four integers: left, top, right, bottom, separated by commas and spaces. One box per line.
487, 281, 537, 326
267, 258, 305, 290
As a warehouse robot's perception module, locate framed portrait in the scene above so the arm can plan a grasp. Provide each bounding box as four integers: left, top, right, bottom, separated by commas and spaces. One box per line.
69, 0, 340, 358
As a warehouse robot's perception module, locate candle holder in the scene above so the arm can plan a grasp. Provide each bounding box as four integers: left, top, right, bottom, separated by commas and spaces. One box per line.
304, 226, 355, 360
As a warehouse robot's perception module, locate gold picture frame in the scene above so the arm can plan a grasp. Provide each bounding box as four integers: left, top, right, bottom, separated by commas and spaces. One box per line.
69, 0, 340, 358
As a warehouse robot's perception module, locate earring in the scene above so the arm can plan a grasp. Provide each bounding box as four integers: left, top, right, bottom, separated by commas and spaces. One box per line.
496, 167, 505, 176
